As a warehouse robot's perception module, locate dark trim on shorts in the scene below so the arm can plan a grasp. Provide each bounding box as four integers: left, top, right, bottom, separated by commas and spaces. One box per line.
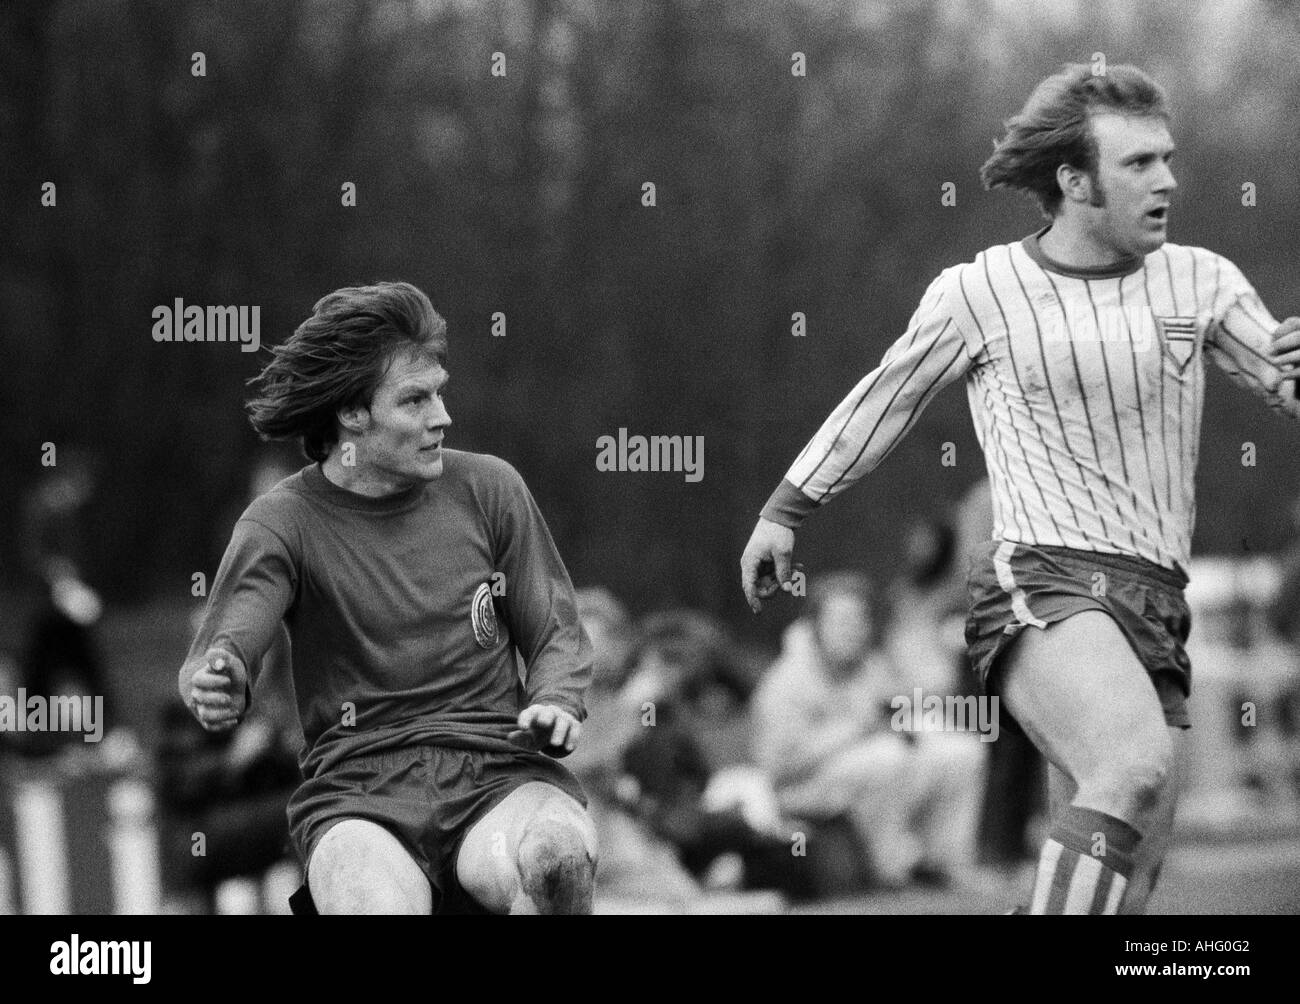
1033, 543, 1189, 590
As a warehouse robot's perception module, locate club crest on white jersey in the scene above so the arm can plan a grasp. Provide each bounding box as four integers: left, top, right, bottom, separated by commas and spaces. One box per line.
1155, 314, 1201, 370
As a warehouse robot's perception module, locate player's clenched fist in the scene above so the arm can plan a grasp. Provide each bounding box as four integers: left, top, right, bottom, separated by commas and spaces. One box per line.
740, 517, 796, 613
509, 703, 581, 757
186, 647, 248, 733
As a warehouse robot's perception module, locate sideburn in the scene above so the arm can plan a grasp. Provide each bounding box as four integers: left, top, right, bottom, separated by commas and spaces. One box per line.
1087, 169, 1107, 208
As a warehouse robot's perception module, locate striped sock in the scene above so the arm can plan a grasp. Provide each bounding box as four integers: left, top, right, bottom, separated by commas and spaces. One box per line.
1028, 804, 1141, 915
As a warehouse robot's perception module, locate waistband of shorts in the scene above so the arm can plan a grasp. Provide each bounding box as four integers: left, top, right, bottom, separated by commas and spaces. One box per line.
340, 743, 448, 772
1028, 543, 1189, 590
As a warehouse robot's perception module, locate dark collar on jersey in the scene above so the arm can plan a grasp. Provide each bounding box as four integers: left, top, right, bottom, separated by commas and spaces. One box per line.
1023, 224, 1145, 280
302, 462, 426, 513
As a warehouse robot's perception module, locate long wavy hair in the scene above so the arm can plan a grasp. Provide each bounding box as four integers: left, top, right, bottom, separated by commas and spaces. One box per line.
980, 63, 1169, 218
245, 282, 447, 462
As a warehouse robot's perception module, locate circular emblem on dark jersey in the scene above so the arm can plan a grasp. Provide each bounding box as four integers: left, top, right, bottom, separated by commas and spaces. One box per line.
470, 582, 499, 649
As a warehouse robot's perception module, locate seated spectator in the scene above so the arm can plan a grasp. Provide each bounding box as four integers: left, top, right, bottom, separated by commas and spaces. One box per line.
752, 570, 981, 889
563, 589, 702, 906
614, 611, 811, 898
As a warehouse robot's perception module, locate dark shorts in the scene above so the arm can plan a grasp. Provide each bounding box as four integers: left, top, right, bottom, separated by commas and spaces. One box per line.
965, 541, 1193, 733
287, 744, 587, 913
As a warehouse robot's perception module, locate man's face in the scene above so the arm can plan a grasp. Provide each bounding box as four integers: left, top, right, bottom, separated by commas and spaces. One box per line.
346, 345, 451, 486
1083, 112, 1178, 257
815, 592, 872, 671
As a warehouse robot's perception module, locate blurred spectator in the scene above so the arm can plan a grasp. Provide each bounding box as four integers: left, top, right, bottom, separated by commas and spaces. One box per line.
563, 587, 641, 788
15, 451, 133, 760
753, 570, 980, 889
1269, 495, 1300, 647
1262, 501, 1300, 806
625, 610, 761, 769
561, 588, 699, 905
615, 611, 809, 897
885, 517, 969, 697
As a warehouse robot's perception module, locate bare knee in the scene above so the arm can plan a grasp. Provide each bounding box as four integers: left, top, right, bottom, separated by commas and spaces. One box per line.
1077, 738, 1173, 820
309, 820, 431, 915
516, 818, 596, 915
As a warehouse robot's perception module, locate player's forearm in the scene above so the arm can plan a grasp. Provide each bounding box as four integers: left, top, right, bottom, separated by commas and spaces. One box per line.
1212, 298, 1300, 420
1213, 347, 1300, 420
495, 471, 593, 717
180, 519, 296, 702
522, 633, 591, 720
506, 567, 591, 718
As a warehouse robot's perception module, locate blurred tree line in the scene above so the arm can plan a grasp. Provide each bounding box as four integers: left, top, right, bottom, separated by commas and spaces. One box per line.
2, 0, 1298, 641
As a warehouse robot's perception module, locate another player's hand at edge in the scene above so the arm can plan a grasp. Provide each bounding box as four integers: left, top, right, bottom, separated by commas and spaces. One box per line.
740, 517, 796, 613
1269, 317, 1300, 379
510, 703, 581, 757
187, 647, 248, 733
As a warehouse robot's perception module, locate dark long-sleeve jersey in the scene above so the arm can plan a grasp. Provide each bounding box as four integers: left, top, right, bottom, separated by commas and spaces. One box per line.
181, 451, 592, 779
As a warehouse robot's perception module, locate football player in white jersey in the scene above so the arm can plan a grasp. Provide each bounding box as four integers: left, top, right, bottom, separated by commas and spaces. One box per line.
741, 63, 1300, 913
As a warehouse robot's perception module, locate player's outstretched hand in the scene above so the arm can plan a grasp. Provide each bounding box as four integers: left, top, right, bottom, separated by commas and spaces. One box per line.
1270, 317, 1300, 379
187, 647, 248, 733
510, 703, 581, 757
740, 517, 795, 613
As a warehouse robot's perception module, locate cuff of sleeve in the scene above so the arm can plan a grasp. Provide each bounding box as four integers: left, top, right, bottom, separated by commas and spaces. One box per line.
760, 479, 819, 529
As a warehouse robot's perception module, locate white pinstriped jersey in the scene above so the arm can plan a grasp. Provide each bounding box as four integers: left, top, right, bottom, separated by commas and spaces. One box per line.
778, 230, 1300, 571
